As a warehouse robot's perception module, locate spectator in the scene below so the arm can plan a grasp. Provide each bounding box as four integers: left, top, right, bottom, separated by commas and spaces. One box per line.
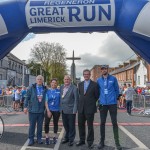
20, 86, 27, 111
14, 87, 21, 111
124, 84, 136, 115
137, 87, 142, 95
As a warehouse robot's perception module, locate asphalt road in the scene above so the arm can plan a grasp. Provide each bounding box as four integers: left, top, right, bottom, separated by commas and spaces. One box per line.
0, 107, 150, 150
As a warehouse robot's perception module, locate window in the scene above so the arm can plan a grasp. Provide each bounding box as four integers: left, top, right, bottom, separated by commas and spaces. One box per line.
138, 76, 140, 85
0, 60, 2, 67
144, 75, 147, 85
0, 74, 2, 80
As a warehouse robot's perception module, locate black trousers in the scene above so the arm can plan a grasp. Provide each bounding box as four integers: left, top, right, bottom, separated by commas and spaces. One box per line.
78, 113, 94, 145
62, 112, 76, 142
44, 110, 60, 134
99, 104, 120, 145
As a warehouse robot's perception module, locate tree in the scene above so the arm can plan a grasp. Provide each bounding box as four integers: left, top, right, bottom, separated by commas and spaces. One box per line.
29, 42, 67, 84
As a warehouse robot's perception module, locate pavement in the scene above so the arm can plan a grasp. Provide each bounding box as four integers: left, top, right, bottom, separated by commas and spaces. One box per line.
0, 106, 150, 150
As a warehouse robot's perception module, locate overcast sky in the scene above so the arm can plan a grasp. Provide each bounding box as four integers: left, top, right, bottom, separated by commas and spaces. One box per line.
11, 32, 136, 77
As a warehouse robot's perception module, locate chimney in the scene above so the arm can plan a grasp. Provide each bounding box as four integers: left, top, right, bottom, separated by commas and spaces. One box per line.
123, 62, 129, 67
137, 56, 141, 61
119, 65, 123, 68
115, 67, 119, 70
129, 59, 137, 64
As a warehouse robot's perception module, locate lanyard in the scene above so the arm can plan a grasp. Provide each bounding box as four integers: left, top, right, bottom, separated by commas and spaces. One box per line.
50, 89, 57, 100
104, 78, 107, 88
36, 86, 43, 96
104, 78, 108, 95
36, 86, 43, 103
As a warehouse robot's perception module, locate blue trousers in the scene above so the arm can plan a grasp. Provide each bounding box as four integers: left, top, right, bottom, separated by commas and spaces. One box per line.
28, 112, 44, 141
126, 100, 132, 114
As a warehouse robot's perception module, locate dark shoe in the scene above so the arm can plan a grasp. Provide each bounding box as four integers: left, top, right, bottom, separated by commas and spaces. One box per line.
116, 144, 122, 150
68, 141, 74, 146
76, 141, 85, 146
98, 142, 104, 149
45, 138, 50, 145
88, 144, 94, 149
52, 137, 57, 144
37, 139, 43, 144
61, 139, 69, 144
28, 140, 34, 146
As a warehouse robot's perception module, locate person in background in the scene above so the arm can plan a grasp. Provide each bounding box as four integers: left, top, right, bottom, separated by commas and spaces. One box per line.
124, 84, 136, 115
121, 84, 127, 108
60, 75, 78, 147
0, 88, 3, 106
44, 79, 60, 145
118, 86, 123, 108
12, 86, 17, 110
14, 87, 21, 111
20, 86, 27, 111
97, 65, 122, 150
5, 87, 11, 95
24, 75, 47, 146
137, 87, 142, 95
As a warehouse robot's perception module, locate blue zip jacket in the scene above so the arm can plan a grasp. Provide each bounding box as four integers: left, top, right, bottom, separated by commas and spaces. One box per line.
97, 75, 119, 105
24, 83, 47, 113
46, 88, 60, 111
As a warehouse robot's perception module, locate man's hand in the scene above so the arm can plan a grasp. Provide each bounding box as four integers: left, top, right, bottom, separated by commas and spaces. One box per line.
47, 110, 52, 118
24, 108, 28, 114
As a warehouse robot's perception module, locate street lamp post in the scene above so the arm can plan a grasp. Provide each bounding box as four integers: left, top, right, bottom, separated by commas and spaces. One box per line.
22, 60, 26, 86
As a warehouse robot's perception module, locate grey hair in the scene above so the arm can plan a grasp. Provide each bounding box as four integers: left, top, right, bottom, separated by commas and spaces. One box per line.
64, 75, 71, 80
36, 75, 44, 82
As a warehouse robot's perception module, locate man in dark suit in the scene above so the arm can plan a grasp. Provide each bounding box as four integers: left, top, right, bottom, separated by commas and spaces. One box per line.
60, 75, 79, 146
76, 69, 99, 149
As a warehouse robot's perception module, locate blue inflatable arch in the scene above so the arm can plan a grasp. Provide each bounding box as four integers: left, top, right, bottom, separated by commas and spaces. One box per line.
0, 0, 150, 62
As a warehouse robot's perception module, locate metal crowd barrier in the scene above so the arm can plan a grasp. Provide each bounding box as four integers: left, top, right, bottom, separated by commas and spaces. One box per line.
132, 94, 150, 115
132, 94, 145, 112
3, 95, 13, 112
0, 96, 4, 106
143, 95, 150, 115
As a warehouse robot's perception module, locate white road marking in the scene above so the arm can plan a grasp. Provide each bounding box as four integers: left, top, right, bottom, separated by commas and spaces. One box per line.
20, 124, 64, 150
54, 128, 64, 150
20, 139, 29, 150
119, 125, 149, 149
26, 146, 53, 150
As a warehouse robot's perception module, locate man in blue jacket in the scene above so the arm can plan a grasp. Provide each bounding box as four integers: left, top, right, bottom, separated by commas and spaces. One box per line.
24, 75, 47, 146
97, 65, 122, 150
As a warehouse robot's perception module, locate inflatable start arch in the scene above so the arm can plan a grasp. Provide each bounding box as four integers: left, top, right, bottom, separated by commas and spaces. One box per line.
0, 0, 150, 62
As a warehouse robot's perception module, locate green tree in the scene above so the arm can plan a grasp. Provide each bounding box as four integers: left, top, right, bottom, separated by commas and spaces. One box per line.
29, 42, 67, 84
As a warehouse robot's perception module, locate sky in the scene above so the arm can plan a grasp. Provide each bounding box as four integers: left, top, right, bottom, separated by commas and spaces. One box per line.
11, 32, 136, 77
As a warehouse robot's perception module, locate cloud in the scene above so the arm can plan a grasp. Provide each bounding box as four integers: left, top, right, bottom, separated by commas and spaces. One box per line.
75, 32, 137, 77
11, 32, 137, 78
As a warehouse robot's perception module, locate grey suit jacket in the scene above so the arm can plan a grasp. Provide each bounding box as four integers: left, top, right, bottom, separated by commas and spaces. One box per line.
60, 84, 79, 114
